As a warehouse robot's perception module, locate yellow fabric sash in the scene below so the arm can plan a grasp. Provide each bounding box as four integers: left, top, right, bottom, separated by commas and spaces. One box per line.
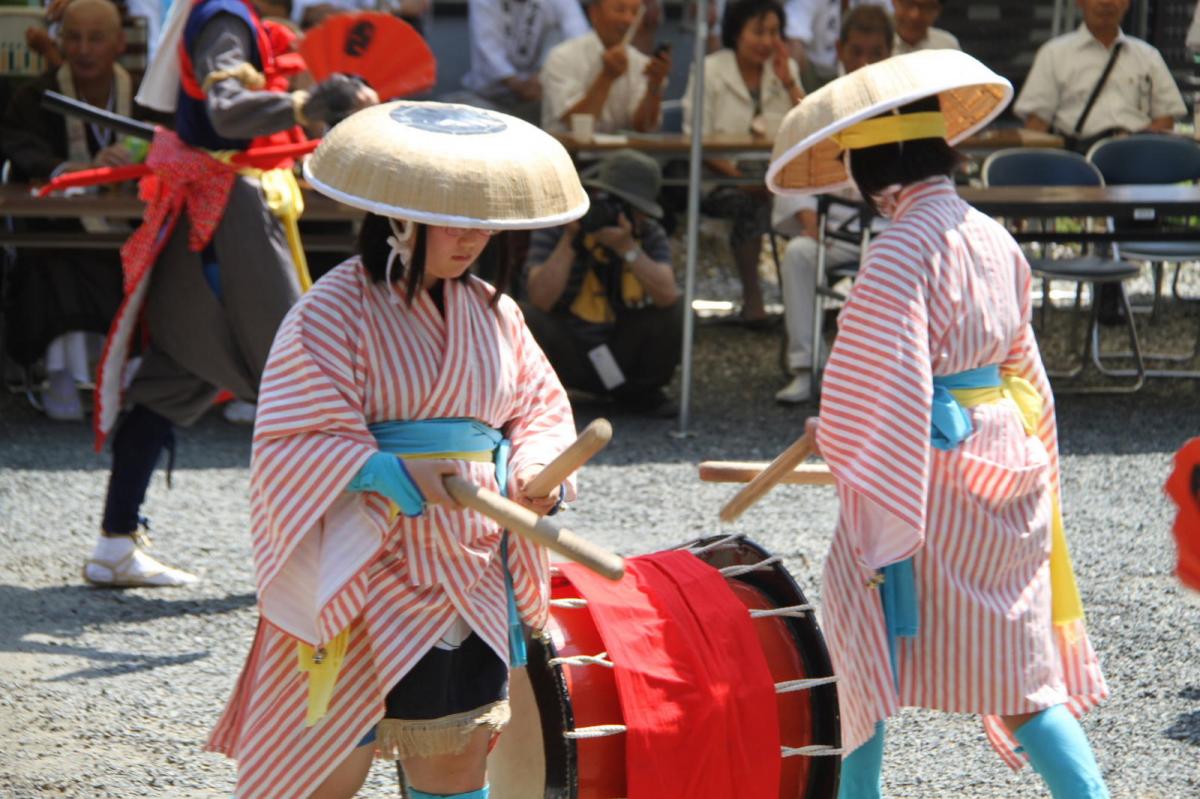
211, 151, 313, 292
298, 448, 494, 726
831, 111, 948, 150
950, 376, 1085, 625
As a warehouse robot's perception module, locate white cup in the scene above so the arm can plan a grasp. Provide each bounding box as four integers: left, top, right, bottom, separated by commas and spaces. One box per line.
570, 113, 595, 142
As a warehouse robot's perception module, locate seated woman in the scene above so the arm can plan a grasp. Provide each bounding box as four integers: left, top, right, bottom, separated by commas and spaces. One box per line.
682, 0, 803, 325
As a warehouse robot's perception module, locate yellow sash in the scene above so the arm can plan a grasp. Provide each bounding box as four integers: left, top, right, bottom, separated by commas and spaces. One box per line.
950, 376, 1085, 625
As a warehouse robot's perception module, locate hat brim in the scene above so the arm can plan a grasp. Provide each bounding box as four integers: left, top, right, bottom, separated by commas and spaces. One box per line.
582, 178, 664, 219
305, 160, 590, 230
766, 51, 1013, 196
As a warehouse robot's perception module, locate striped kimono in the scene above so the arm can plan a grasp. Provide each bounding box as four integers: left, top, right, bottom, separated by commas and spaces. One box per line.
816, 177, 1108, 767
207, 259, 577, 798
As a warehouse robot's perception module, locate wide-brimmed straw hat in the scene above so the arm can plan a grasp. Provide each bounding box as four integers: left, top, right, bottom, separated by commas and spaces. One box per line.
304, 101, 589, 229
766, 50, 1012, 196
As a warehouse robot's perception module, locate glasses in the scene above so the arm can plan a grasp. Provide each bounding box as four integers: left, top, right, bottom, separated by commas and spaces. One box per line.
442, 226, 497, 238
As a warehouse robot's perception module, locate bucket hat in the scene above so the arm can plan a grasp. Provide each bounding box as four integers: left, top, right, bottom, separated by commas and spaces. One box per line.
766, 50, 1012, 196
304, 101, 589, 228
581, 149, 664, 218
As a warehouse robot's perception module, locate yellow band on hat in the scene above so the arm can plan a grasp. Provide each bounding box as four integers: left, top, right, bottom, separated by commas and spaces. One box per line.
831, 111, 948, 150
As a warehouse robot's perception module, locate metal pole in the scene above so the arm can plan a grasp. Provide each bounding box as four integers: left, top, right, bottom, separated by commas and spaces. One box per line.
675, 0, 707, 437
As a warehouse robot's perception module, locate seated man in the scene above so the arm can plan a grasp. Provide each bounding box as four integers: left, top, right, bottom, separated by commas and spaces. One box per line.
1, 0, 133, 420
522, 150, 682, 415
540, 0, 671, 133
458, 0, 589, 122
772, 3, 891, 404
782, 0, 841, 87
1014, 0, 1184, 149
891, 0, 958, 54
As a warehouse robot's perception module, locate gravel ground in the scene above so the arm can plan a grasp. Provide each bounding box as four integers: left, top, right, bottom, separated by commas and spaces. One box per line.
2, 239, 1199, 798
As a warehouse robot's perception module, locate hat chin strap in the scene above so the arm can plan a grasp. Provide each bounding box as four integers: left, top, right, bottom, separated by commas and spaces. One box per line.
385, 218, 417, 301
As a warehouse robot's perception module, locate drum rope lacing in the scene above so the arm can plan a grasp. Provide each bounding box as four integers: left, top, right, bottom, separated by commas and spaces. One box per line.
782, 744, 844, 757
775, 676, 839, 692
547, 651, 615, 669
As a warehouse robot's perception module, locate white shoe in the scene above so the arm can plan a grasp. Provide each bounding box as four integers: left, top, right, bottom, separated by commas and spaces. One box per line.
222, 400, 256, 425
83, 532, 199, 588
774, 373, 812, 404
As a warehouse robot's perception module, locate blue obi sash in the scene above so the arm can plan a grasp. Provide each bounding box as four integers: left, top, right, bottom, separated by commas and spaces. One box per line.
367, 418, 527, 668
880, 365, 1002, 687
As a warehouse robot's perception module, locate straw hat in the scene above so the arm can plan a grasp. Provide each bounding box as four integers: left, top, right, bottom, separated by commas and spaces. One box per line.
304, 101, 589, 229
766, 50, 1012, 196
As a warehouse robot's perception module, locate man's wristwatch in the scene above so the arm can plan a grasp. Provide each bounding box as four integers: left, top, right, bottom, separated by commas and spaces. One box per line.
622, 245, 640, 263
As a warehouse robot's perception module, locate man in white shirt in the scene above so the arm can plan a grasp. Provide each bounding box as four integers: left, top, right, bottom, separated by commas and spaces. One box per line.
891, 0, 958, 55
540, 0, 670, 132
1014, 0, 1184, 146
782, 0, 840, 84
460, 0, 588, 121
771, 3, 891, 404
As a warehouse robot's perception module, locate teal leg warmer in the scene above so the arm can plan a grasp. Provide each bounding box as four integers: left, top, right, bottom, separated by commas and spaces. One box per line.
837, 721, 884, 799
1014, 705, 1109, 799
408, 787, 489, 799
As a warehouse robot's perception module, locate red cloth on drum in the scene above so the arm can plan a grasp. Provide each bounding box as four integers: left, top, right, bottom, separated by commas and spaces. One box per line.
1166, 437, 1200, 592
557, 551, 781, 799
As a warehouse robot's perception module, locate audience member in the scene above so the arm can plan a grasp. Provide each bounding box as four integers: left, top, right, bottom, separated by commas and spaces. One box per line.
891, 0, 958, 54
683, 0, 802, 326
1014, 0, 1184, 150
771, 3, 891, 404
540, 0, 670, 133
458, 0, 589, 122
1, 0, 132, 420
522, 150, 682, 415
782, 0, 840, 87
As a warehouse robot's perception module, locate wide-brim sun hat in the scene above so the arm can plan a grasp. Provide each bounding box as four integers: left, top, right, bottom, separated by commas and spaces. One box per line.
766, 50, 1013, 196
581, 149, 664, 218
304, 100, 589, 229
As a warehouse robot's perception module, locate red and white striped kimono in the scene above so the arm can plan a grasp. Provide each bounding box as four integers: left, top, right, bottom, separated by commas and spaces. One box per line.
816, 177, 1108, 767
207, 259, 577, 798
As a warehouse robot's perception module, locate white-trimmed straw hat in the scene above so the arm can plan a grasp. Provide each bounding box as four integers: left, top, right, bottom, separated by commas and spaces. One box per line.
304, 101, 589, 229
766, 50, 1013, 196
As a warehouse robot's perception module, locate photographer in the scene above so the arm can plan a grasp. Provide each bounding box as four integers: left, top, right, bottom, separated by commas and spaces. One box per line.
522, 150, 682, 416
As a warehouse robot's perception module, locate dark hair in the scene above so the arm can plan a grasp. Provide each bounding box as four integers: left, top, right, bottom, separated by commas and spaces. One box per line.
839, 4, 893, 46
846, 96, 964, 214
357, 213, 514, 306
721, 0, 786, 51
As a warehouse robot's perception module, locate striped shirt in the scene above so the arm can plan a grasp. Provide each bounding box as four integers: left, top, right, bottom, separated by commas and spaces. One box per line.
207, 260, 577, 798
816, 177, 1107, 768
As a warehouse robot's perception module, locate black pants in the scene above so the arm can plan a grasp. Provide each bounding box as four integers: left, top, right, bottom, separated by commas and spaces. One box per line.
520, 301, 683, 401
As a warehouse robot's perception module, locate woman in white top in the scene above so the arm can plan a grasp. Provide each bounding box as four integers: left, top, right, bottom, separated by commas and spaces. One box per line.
683, 0, 803, 324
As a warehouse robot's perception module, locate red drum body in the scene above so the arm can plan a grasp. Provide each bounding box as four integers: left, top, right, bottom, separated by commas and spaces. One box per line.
488, 535, 841, 799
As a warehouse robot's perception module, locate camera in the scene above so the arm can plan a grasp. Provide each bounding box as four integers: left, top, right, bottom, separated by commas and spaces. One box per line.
578, 190, 632, 233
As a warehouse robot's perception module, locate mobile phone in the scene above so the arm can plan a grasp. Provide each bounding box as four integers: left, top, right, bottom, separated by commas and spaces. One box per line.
654, 42, 671, 58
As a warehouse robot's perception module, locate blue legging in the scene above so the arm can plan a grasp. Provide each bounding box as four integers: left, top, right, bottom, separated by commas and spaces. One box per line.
837, 722, 884, 799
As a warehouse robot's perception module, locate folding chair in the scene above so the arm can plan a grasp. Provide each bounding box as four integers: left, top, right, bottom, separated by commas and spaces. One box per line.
982, 147, 1145, 392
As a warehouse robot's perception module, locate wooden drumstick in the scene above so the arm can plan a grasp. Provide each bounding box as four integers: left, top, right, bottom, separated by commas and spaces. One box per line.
718, 432, 814, 523
524, 419, 613, 499
444, 475, 625, 581
700, 460, 834, 486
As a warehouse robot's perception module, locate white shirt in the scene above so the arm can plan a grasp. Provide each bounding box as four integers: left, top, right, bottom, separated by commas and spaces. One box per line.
290, 0, 376, 26
783, 0, 840, 72
462, 0, 588, 96
681, 48, 799, 135
1014, 25, 1186, 139
1186, 2, 1200, 52
540, 30, 652, 132
892, 26, 959, 55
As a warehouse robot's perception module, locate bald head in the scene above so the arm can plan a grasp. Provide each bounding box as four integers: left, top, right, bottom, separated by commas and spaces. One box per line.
60, 0, 125, 86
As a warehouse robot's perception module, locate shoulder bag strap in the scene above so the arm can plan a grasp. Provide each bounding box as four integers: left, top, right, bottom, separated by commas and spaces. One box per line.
1074, 41, 1124, 135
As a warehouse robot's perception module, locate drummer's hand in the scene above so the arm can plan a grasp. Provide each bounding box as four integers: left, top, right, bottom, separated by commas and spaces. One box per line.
512, 467, 561, 516
804, 416, 821, 456
403, 459, 460, 509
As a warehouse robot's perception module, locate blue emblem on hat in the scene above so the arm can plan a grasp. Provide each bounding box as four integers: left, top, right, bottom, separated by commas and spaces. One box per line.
389, 104, 508, 135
